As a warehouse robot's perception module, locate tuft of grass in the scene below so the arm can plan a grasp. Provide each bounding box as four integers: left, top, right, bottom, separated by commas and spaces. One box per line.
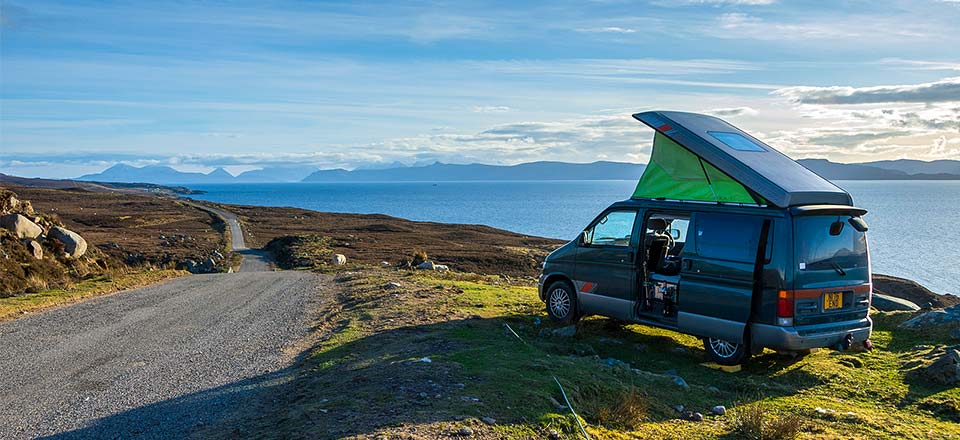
577, 385, 648, 429
732, 400, 802, 440
410, 248, 428, 267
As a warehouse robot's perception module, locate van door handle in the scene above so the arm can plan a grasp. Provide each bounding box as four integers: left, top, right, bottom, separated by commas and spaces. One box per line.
622, 251, 634, 263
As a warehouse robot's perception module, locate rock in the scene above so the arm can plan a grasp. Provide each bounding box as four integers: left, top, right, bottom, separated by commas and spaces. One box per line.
707, 386, 721, 394
48, 226, 87, 258
680, 410, 704, 422
24, 239, 42, 260
481, 416, 496, 425
901, 307, 960, 329
200, 257, 216, 273
435, 264, 450, 272
547, 429, 560, 440
380, 261, 391, 267
872, 293, 921, 311
673, 404, 685, 413
711, 405, 726, 416
673, 376, 690, 390
458, 427, 473, 436
417, 260, 436, 270
552, 325, 577, 337
333, 254, 347, 265
384, 282, 402, 290
418, 357, 432, 363
913, 347, 960, 385
603, 358, 629, 368
0, 214, 43, 239
212, 250, 225, 260
184, 259, 199, 273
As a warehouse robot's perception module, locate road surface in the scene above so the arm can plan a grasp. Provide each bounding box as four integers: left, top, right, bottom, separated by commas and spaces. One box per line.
180, 199, 271, 272
0, 205, 321, 439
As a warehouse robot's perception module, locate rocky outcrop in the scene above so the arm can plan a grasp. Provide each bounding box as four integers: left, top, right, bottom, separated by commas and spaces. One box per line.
872, 293, 920, 311
48, 226, 88, 258
874, 274, 960, 308
907, 345, 960, 386
0, 214, 43, 239
900, 305, 960, 329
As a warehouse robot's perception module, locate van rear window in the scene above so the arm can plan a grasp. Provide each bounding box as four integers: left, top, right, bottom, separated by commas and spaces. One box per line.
796, 215, 868, 278
695, 213, 763, 263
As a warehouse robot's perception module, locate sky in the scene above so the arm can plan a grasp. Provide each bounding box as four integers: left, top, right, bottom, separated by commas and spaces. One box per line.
1, 0, 959, 178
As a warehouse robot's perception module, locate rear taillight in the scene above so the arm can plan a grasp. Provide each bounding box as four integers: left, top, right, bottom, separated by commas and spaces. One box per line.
777, 289, 794, 318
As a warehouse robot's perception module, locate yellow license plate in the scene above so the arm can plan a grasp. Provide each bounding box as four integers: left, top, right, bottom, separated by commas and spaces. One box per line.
823, 292, 843, 310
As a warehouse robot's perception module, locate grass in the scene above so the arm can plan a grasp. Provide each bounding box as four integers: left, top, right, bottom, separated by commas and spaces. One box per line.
220, 268, 960, 439
0, 269, 186, 321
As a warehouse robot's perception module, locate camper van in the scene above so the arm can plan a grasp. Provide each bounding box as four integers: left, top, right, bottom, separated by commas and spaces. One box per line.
538, 111, 872, 365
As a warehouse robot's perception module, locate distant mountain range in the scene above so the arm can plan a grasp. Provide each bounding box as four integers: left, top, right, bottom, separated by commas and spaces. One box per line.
73, 158, 960, 185
77, 164, 318, 184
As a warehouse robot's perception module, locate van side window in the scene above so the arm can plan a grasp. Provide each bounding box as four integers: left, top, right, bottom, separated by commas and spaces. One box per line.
695, 213, 762, 262
585, 210, 637, 247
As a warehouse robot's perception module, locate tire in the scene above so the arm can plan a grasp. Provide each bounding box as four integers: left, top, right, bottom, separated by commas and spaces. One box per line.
545, 280, 579, 324
703, 336, 750, 365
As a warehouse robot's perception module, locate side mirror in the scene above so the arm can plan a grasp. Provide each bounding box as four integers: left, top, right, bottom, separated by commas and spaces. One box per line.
670, 229, 681, 240
579, 230, 590, 246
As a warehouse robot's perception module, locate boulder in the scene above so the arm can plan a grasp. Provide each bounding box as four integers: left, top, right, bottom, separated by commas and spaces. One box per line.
24, 239, 43, 260
1, 191, 21, 214
417, 260, 436, 270
711, 405, 727, 416
333, 254, 347, 265
0, 214, 43, 239
383, 282, 402, 290
872, 293, 920, 311
900, 306, 960, 329
912, 347, 960, 385
435, 264, 450, 272
48, 226, 88, 258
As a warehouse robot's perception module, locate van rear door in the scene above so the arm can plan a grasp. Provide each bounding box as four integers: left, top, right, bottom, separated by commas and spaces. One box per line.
678, 212, 765, 343
791, 212, 871, 325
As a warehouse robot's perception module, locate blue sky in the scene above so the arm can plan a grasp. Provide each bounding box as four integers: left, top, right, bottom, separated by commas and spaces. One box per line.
1, 0, 959, 178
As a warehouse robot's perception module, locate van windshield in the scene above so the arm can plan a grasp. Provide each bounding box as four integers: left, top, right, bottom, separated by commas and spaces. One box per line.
795, 215, 869, 286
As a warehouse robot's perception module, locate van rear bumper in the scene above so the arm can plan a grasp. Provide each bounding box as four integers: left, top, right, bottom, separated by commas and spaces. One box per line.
751, 317, 872, 351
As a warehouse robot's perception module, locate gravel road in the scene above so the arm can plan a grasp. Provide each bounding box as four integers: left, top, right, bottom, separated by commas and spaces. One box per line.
0, 203, 325, 439
0, 271, 324, 439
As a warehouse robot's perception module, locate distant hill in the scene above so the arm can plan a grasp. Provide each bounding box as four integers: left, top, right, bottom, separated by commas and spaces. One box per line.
302, 161, 647, 182
797, 159, 960, 180
859, 159, 960, 176
77, 164, 316, 184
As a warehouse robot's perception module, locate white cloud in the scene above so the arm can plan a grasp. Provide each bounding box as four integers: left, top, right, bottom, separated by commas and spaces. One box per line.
774, 77, 960, 104
706, 106, 759, 117
472, 105, 512, 113
576, 26, 636, 34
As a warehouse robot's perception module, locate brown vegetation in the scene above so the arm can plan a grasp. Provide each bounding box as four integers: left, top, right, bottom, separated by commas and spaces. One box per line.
7, 185, 226, 268
222, 203, 564, 276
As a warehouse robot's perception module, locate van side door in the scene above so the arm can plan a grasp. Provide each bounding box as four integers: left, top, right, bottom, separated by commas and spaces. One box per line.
573, 209, 640, 320
678, 212, 765, 343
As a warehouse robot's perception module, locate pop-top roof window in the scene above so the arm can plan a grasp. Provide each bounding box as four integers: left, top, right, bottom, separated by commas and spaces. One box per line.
708, 131, 767, 152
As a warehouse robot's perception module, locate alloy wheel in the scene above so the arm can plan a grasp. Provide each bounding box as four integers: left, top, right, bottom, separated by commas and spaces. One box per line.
549, 288, 571, 319
709, 338, 739, 359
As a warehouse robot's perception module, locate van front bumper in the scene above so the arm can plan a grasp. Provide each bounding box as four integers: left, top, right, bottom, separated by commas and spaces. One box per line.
751, 317, 872, 351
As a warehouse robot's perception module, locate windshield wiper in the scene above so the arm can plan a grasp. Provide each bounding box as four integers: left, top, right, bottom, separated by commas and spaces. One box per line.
830, 261, 847, 276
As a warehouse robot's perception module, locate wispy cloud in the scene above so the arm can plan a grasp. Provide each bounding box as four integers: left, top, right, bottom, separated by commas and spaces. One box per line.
575, 26, 636, 34
705, 106, 759, 117
774, 77, 960, 104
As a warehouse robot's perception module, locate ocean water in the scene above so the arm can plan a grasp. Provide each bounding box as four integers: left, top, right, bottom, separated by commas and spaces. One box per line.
187, 180, 960, 295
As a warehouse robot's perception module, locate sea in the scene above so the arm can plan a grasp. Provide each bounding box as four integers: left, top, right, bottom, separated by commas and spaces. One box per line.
187, 180, 960, 296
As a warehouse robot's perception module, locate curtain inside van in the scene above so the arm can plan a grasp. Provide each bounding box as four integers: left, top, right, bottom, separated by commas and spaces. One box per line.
633, 132, 761, 204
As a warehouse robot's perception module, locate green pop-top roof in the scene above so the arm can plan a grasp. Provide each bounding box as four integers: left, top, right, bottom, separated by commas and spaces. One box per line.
631, 111, 853, 208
